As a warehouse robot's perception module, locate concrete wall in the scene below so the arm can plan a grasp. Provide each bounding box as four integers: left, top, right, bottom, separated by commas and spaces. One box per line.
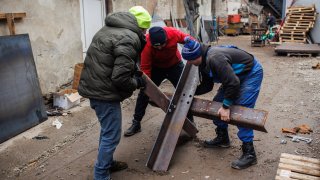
0, 0, 83, 94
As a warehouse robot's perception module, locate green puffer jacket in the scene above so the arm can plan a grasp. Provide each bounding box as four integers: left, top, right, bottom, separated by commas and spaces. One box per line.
78, 12, 145, 101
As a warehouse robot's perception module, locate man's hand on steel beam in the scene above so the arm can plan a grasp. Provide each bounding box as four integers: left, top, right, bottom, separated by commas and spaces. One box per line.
218, 107, 230, 122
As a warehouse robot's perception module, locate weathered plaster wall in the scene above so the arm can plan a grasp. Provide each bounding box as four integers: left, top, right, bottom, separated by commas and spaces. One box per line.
215, 0, 228, 17
0, 0, 83, 94
198, 0, 213, 17
112, 0, 212, 19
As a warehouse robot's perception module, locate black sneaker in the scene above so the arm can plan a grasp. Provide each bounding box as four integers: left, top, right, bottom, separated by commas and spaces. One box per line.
124, 119, 141, 137
203, 128, 230, 148
110, 160, 128, 173
231, 142, 257, 170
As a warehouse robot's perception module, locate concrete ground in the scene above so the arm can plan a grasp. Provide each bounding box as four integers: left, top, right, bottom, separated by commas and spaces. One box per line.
0, 36, 319, 180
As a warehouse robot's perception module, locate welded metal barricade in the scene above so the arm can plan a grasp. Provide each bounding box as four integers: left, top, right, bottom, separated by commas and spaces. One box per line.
142, 67, 268, 171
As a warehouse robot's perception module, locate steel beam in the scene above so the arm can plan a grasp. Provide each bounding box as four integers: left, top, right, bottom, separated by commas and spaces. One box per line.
165, 93, 268, 133
142, 74, 198, 137
146, 64, 199, 171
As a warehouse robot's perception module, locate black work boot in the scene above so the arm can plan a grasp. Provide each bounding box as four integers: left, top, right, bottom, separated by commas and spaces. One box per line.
110, 160, 128, 173
231, 142, 257, 170
124, 120, 141, 137
203, 128, 230, 148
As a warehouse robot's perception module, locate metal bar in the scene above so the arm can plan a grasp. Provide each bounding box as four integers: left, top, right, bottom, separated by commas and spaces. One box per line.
142, 74, 198, 137
146, 64, 199, 171
164, 93, 268, 133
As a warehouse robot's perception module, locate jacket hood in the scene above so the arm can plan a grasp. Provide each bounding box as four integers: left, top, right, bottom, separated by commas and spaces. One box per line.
105, 12, 142, 35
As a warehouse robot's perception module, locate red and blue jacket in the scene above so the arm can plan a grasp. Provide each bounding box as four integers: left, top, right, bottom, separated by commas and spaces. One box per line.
140, 27, 190, 77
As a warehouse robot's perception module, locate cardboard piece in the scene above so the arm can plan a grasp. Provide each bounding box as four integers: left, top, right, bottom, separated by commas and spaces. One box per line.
53, 89, 81, 110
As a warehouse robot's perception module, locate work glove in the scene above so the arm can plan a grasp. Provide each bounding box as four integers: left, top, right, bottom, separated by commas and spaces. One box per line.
135, 76, 146, 89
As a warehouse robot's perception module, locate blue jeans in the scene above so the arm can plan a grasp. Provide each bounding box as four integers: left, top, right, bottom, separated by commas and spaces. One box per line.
213, 59, 263, 142
90, 99, 122, 180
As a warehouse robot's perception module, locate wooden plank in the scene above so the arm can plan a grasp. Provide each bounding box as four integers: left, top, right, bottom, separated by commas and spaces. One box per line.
286, 18, 315, 21
280, 37, 306, 41
0, 12, 26, 19
6, 13, 15, 35
280, 39, 306, 43
280, 35, 306, 39
280, 36, 306, 39
275, 175, 293, 180
281, 27, 309, 31
289, 16, 316, 20
281, 153, 320, 164
278, 163, 320, 177
277, 169, 319, 180
284, 22, 314, 27
287, 12, 317, 16
280, 158, 320, 171
280, 31, 306, 35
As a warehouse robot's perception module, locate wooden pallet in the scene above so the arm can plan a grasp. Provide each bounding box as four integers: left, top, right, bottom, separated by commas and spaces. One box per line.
275, 153, 320, 180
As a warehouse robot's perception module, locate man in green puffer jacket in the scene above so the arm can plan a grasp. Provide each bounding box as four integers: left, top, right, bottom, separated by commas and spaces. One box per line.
78, 6, 151, 180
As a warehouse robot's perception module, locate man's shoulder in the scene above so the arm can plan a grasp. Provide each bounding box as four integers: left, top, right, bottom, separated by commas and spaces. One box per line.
164, 27, 181, 35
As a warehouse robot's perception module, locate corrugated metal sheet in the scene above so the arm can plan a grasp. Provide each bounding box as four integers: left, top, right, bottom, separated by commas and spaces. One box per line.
0, 34, 47, 143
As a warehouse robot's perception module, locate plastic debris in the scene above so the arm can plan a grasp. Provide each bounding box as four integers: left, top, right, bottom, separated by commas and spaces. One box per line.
280, 139, 287, 144
52, 119, 62, 129
285, 135, 312, 144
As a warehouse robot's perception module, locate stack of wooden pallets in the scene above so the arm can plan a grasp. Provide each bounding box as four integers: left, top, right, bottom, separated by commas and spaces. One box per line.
280, 5, 317, 43
275, 153, 320, 180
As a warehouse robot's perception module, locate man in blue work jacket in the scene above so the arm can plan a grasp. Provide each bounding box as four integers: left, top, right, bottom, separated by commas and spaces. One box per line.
181, 37, 263, 170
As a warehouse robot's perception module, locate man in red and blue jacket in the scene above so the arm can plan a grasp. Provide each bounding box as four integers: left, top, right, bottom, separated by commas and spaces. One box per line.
124, 26, 193, 136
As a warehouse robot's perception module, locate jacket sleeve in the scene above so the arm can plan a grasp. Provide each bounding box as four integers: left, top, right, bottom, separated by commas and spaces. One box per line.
140, 43, 152, 77
111, 36, 139, 92
208, 54, 240, 108
170, 28, 192, 44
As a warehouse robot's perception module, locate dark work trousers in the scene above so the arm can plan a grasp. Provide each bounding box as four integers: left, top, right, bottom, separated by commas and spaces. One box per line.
133, 61, 193, 122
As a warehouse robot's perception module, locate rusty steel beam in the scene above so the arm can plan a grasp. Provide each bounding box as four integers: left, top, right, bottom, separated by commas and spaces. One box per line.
164, 93, 268, 133
142, 74, 198, 137
146, 64, 199, 172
